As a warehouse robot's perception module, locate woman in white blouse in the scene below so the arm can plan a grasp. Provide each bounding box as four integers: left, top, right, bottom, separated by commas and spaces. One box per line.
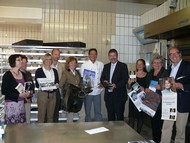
35, 53, 59, 123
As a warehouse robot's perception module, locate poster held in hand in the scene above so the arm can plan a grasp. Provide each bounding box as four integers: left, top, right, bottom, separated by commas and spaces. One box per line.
128, 90, 145, 112
83, 69, 95, 88
160, 77, 177, 121
128, 82, 144, 112
128, 82, 161, 117
140, 91, 161, 117
37, 78, 56, 91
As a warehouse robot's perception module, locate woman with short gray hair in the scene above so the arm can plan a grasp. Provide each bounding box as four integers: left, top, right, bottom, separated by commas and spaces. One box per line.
145, 54, 168, 143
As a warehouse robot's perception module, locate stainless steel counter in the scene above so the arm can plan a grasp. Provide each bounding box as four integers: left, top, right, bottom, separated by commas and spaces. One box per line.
4, 121, 144, 143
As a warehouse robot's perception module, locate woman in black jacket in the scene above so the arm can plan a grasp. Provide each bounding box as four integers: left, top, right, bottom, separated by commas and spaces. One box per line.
145, 54, 168, 143
128, 59, 148, 133
35, 53, 59, 123
2, 54, 30, 124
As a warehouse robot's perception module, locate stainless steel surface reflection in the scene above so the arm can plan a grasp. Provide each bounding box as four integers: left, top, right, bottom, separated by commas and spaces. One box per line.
4, 121, 144, 143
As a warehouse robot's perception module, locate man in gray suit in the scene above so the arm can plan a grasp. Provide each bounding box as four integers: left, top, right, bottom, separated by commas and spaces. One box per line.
51, 48, 65, 122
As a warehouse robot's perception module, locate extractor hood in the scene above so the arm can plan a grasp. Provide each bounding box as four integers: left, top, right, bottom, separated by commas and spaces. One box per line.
144, 7, 190, 40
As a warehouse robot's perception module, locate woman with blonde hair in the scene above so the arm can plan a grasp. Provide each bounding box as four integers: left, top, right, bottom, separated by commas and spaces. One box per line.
35, 53, 59, 123
145, 54, 168, 143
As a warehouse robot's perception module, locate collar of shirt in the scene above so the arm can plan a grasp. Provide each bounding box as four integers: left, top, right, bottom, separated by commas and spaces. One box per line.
70, 69, 76, 75
51, 63, 58, 70
86, 60, 99, 71
42, 66, 55, 80
170, 60, 182, 78
171, 59, 182, 69
88, 59, 97, 65
111, 62, 117, 67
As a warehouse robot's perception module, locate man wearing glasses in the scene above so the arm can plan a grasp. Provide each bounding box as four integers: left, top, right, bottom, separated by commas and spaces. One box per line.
161, 47, 190, 143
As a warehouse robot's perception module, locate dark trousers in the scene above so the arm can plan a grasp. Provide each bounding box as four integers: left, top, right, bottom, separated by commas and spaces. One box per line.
151, 109, 163, 143
53, 89, 61, 122
105, 92, 126, 121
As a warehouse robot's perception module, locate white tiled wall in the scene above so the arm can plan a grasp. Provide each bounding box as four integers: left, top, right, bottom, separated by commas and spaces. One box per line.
42, 9, 117, 63
42, 9, 141, 64
112, 14, 141, 63
0, 23, 42, 45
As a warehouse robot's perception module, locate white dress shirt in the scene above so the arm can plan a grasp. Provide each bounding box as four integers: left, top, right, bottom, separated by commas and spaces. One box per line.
80, 60, 104, 95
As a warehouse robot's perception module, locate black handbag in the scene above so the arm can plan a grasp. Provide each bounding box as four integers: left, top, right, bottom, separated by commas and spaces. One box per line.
63, 84, 92, 113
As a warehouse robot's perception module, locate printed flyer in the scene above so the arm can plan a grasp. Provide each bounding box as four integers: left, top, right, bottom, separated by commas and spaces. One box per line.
128, 82, 161, 117
160, 77, 177, 121
83, 69, 95, 88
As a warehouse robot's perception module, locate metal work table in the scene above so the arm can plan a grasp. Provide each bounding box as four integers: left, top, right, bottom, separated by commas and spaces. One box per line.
4, 121, 144, 143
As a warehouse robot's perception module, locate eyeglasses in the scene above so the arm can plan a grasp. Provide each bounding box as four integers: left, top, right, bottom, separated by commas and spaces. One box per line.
169, 52, 179, 57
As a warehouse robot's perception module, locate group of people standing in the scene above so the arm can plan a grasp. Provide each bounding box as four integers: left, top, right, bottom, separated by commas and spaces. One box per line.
1, 46, 190, 143
1, 48, 129, 125
127, 47, 190, 143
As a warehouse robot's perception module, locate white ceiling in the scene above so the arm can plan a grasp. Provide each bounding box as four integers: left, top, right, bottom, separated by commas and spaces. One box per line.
0, 0, 167, 15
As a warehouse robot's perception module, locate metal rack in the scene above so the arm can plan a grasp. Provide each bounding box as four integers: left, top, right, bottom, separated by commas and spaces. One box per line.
0, 45, 89, 122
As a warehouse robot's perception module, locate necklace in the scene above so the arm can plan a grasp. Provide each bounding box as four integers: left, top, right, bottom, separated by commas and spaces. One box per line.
11, 70, 20, 76
137, 71, 146, 78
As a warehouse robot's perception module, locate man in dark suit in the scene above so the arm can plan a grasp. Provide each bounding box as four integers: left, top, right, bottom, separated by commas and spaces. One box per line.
161, 47, 190, 143
100, 49, 129, 121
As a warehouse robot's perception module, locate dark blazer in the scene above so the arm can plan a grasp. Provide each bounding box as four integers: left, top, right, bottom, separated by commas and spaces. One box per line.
35, 67, 59, 88
168, 60, 190, 112
1, 71, 26, 102
146, 67, 168, 111
146, 67, 168, 95
101, 61, 129, 101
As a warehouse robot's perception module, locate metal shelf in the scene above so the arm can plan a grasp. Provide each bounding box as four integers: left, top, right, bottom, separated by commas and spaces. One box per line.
0, 45, 88, 50
0, 52, 87, 57
0, 45, 87, 123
